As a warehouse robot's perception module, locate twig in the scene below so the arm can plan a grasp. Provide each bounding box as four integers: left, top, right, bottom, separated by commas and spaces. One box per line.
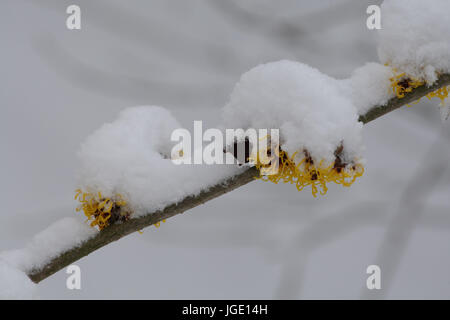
357, 74, 450, 123
27, 73, 450, 283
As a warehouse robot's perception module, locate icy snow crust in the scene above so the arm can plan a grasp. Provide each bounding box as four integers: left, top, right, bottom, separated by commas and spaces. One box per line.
378, 0, 450, 84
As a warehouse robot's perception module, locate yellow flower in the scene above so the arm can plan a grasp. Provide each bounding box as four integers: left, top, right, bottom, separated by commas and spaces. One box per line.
75, 189, 128, 230
251, 148, 364, 197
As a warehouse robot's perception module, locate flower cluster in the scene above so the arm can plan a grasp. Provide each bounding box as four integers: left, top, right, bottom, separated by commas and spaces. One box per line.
389, 69, 424, 99
389, 68, 449, 106
251, 147, 364, 197
74, 189, 128, 230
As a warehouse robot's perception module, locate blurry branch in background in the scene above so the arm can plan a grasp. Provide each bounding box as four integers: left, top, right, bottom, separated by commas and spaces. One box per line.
27, 73, 450, 283
361, 129, 450, 299
275, 201, 389, 298
33, 0, 244, 77
275, 201, 450, 298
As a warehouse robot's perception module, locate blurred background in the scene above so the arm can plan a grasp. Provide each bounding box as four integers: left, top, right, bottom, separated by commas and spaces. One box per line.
1, 0, 450, 299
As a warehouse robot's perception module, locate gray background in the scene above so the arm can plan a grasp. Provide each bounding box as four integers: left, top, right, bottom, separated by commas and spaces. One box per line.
1, 0, 450, 299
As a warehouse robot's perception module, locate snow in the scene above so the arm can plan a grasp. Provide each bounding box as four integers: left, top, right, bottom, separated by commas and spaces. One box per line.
339, 63, 395, 115
0, 260, 36, 299
378, 0, 450, 84
77, 106, 243, 216
341, 0, 450, 115
0, 217, 96, 274
222, 60, 364, 165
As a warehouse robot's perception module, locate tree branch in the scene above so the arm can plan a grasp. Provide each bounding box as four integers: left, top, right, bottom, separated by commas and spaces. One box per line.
27, 73, 450, 283
357, 74, 450, 124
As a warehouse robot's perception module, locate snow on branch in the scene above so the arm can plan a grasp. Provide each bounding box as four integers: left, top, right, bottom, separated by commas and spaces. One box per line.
11, 71, 450, 284
358, 73, 450, 124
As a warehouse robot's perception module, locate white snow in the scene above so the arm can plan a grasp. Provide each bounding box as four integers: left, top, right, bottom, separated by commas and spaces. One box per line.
0, 260, 36, 299
77, 106, 243, 216
222, 60, 364, 165
0, 217, 97, 274
378, 0, 450, 84
340, 62, 395, 115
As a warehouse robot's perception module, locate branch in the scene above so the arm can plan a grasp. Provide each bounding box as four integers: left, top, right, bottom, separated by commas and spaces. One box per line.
27, 73, 450, 283
358, 73, 450, 124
